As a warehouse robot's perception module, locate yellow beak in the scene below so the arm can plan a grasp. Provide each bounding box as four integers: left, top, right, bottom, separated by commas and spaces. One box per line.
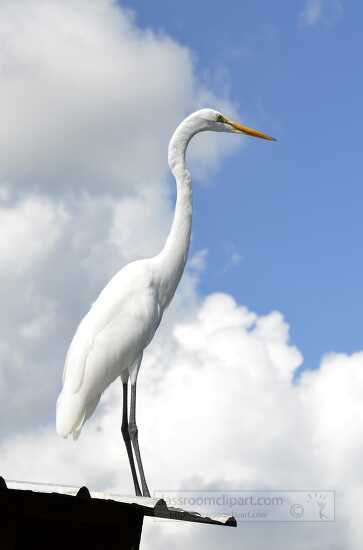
227, 119, 276, 141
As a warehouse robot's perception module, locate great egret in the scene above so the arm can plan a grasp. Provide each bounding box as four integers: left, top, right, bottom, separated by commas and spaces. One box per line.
56, 109, 275, 497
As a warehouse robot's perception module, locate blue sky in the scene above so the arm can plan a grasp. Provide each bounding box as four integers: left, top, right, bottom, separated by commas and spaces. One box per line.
122, 0, 363, 372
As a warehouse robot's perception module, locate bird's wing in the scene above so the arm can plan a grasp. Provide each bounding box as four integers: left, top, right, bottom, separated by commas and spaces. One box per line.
62, 315, 95, 393
61, 260, 161, 396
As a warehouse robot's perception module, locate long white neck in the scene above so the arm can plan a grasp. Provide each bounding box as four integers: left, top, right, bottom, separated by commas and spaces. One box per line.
156, 120, 195, 308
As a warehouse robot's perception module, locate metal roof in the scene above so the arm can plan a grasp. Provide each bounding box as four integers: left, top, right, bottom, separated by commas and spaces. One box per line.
2, 478, 237, 527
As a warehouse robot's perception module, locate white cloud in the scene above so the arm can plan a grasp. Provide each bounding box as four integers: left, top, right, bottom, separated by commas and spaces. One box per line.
0, 0, 238, 195
0, 194, 67, 276
300, 0, 343, 27
1, 294, 362, 549
188, 248, 208, 272
301, 0, 323, 26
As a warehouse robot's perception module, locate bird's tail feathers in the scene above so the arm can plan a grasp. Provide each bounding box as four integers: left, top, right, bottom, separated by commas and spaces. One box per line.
56, 391, 86, 440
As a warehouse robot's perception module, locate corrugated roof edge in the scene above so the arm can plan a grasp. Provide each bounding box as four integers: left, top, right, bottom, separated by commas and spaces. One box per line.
1, 477, 237, 527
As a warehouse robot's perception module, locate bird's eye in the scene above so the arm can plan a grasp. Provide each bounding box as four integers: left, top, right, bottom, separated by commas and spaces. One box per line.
216, 114, 225, 123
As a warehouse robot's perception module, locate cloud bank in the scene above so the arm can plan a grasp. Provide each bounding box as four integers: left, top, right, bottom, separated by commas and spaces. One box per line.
0, 0, 237, 435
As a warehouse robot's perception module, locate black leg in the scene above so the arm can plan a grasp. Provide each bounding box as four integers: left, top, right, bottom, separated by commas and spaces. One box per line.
129, 382, 150, 498
121, 382, 142, 496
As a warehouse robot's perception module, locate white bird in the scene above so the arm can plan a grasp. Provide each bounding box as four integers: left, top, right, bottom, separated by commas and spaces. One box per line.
56, 109, 275, 497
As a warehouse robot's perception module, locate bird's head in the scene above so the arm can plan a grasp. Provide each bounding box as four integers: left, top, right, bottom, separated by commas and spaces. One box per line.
186, 108, 276, 141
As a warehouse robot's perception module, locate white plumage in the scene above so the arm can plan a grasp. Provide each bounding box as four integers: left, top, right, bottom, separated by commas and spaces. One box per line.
57, 260, 161, 438
56, 108, 275, 496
